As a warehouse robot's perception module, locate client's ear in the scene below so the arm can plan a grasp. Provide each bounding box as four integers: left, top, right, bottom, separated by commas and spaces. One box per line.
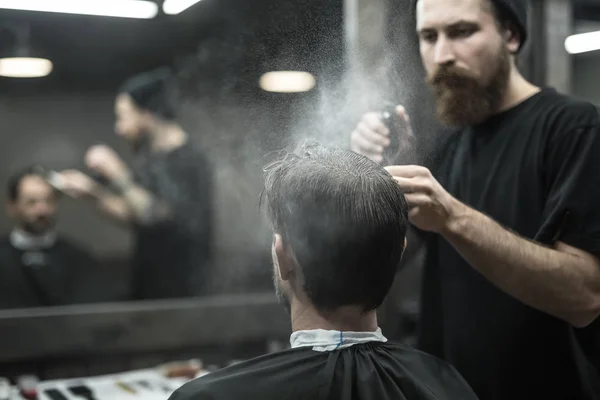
6, 201, 16, 219
274, 233, 294, 281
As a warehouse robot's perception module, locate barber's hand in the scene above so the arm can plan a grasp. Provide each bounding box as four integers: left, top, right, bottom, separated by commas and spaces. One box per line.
58, 170, 99, 199
351, 105, 414, 164
85, 145, 130, 182
386, 165, 461, 233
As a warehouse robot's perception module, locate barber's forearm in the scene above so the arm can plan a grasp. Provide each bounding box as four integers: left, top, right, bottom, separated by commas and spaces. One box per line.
112, 177, 171, 224
82, 185, 133, 224
441, 203, 600, 327
118, 184, 156, 222
97, 194, 132, 223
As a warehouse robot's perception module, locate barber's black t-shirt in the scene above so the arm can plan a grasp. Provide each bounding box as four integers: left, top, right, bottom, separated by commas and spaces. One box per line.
131, 142, 213, 300
419, 88, 600, 400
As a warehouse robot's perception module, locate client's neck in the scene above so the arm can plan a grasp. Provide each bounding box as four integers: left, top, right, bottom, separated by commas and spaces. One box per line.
290, 301, 379, 333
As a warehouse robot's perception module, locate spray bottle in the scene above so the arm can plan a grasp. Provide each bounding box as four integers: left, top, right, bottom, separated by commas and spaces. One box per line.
380, 102, 413, 166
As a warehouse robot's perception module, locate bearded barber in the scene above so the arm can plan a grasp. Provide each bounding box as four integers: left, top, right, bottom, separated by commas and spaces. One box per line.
350, 0, 600, 399
60, 68, 214, 300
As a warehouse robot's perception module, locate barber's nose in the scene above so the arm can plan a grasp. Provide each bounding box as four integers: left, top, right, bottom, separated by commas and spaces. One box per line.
434, 36, 456, 66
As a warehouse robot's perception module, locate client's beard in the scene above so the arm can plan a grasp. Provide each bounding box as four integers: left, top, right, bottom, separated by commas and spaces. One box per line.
273, 272, 291, 316
427, 48, 511, 127
23, 216, 55, 235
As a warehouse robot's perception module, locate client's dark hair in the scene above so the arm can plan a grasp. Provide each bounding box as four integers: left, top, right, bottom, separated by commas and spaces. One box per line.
119, 67, 177, 121
7, 165, 56, 202
262, 143, 409, 313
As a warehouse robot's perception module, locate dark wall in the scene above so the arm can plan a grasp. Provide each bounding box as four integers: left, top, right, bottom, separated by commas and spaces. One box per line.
573, 52, 600, 106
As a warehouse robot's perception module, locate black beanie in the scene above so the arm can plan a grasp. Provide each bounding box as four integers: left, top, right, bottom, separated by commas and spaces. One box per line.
120, 67, 176, 120
490, 0, 529, 51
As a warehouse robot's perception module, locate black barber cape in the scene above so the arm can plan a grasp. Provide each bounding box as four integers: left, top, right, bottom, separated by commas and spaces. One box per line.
0, 233, 104, 308
169, 329, 478, 400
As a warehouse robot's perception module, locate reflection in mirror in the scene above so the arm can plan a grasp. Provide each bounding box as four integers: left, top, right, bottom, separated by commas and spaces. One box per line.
0, 0, 347, 309
0, 165, 105, 308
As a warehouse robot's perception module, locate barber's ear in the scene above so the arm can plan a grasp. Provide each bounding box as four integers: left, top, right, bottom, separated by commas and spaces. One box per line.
274, 234, 294, 281
504, 28, 520, 54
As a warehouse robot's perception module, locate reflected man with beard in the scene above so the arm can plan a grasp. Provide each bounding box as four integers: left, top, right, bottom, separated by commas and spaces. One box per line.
169, 143, 479, 400
350, 0, 600, 399
0, 166, 102, 308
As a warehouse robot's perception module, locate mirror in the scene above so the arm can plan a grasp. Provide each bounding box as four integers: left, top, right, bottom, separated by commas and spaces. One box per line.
0, 0, 348, 309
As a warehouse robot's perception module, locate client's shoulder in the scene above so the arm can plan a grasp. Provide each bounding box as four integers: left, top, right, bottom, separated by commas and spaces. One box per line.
168, 348, 321, 400
384, 341, 462, 370
383, 342, 478, 397
0, 236, 11, 249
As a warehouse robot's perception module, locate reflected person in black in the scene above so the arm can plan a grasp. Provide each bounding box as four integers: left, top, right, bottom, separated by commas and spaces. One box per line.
60, 68, 213, 300
0, 166, 99, 309
170, 144, 478, 400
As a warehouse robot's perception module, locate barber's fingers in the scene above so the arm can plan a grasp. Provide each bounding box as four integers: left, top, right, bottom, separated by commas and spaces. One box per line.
56, 171, 96, 198
352, 112, 390, 142
59, 171, 90, 187
394, 105, 411, 121
386, 165, 432, 179
392, 177, 426, 194
85, 145, 120, 167
351, 112, 393, 164
395, 105, 415, 138
356, 121, 390, 148
350, 140, 384, 163
404, 193, 431, 207
351, 129, 386, 156
85, 147, 106, 170
364, 112, 389, 133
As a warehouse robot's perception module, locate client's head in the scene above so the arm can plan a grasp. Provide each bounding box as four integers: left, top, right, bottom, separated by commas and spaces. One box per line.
115, 67, 177, 149
262, 143, 409, 328
6, 166, 60, 235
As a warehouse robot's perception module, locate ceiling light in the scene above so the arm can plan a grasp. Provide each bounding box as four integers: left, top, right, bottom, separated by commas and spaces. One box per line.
564, 30, 600, 54
163, 0, 203, 15
0, 57, 52, 78
0, 24, 53, 78
259, 71, 316, 93
0, 0, 159, 19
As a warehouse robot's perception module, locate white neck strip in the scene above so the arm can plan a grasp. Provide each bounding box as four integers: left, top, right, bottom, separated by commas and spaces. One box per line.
290, 328, 387, 352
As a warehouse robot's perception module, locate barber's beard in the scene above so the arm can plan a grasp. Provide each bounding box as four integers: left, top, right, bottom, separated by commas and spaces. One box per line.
427, 48, 511, 127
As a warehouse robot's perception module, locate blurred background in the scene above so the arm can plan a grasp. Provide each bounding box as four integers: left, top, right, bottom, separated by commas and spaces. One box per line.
0, 0, 598, 392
